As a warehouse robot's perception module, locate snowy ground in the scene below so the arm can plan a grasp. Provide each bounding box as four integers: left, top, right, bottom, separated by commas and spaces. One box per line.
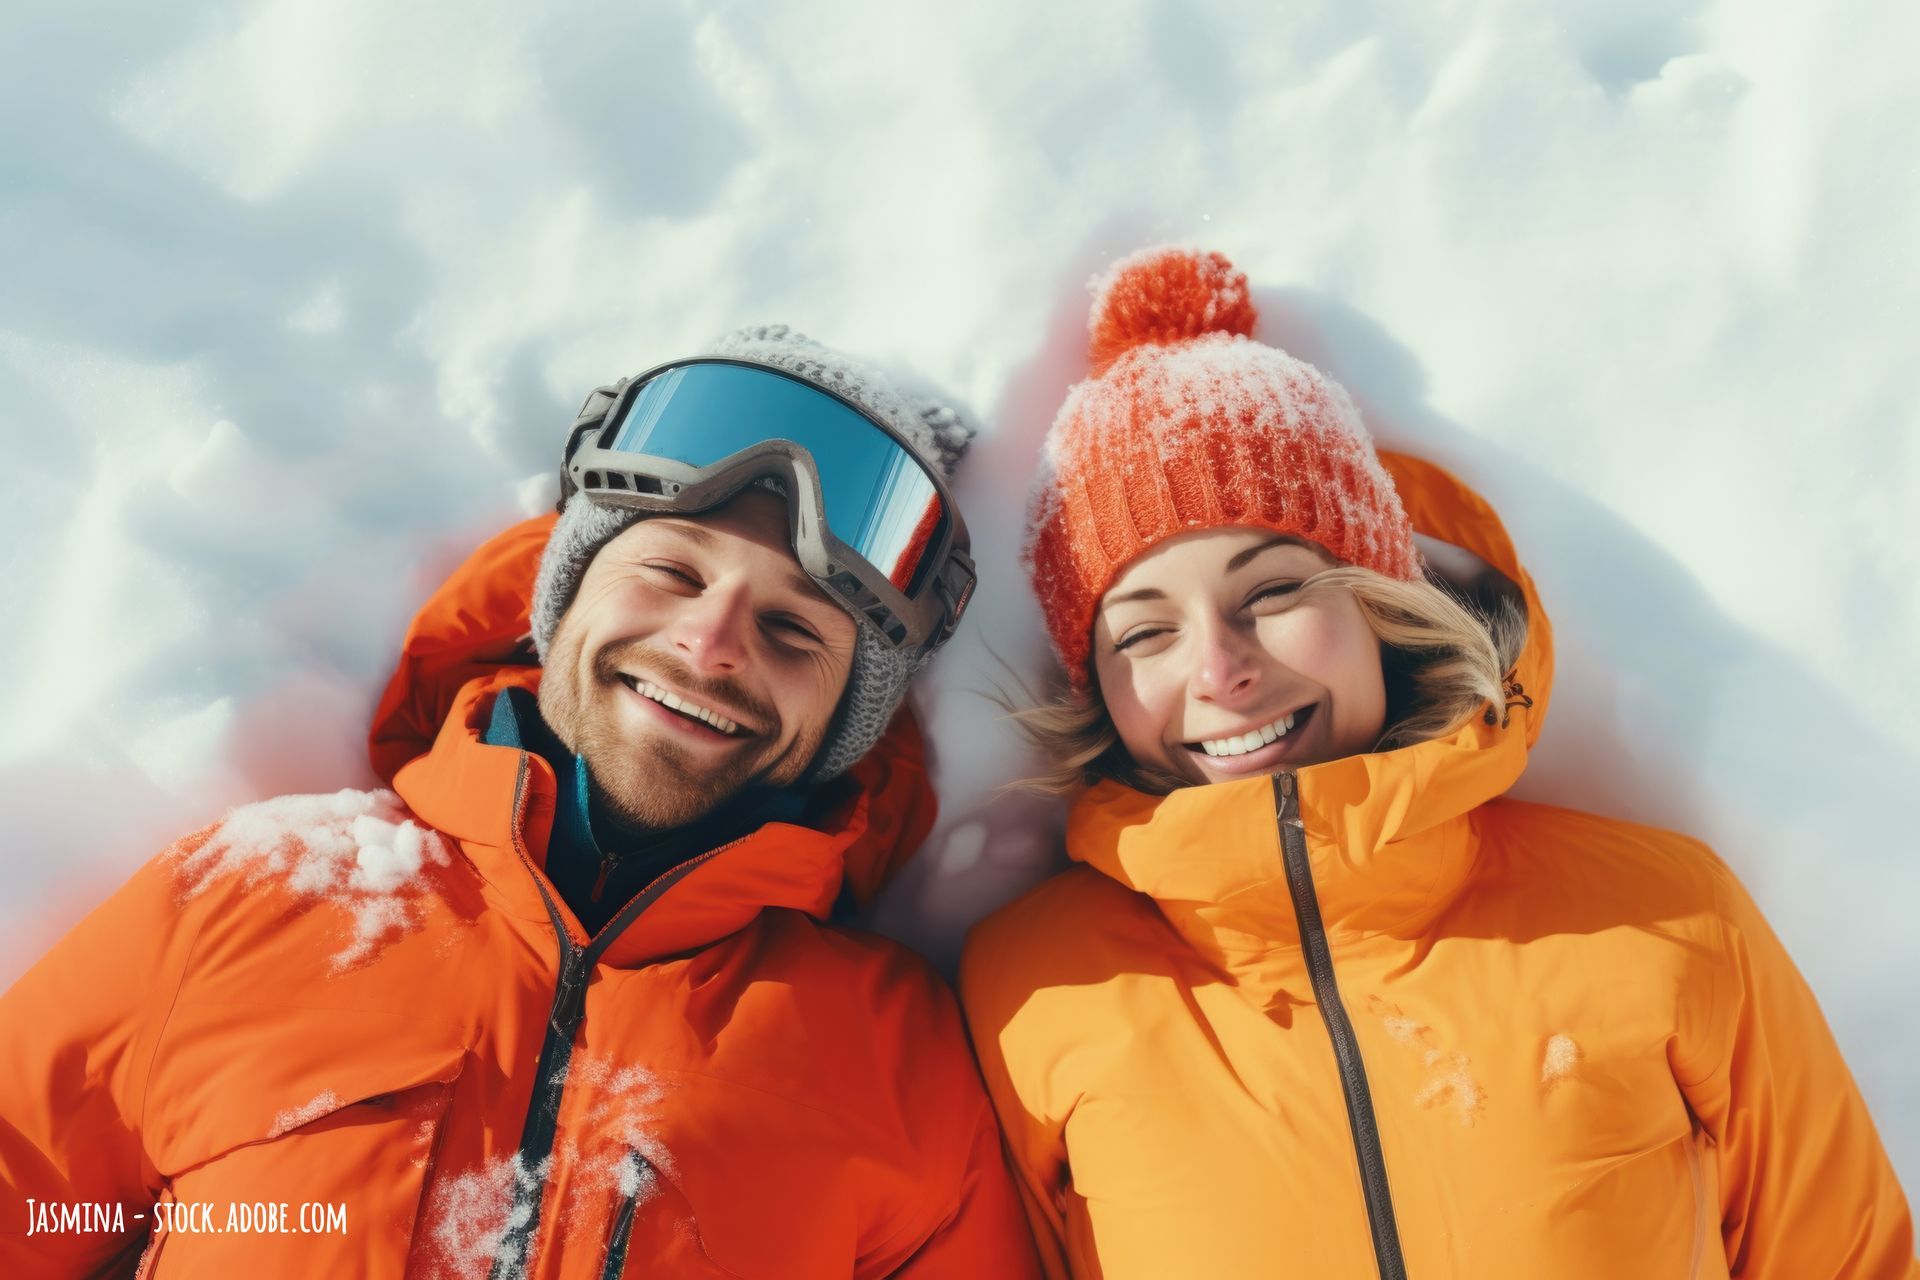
3, 0, 1915, 1209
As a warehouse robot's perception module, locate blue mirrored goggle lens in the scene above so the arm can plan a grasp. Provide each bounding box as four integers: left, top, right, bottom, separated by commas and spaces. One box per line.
605, 363, 946, 594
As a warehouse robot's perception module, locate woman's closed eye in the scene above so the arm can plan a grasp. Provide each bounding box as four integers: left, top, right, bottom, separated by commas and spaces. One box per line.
1245, 580, 1303, 609
1112, 625, 1172, 653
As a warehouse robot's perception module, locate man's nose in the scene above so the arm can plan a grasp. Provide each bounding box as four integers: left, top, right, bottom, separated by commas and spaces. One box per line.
1189, 614, 1260, 703
667, 583, 752, 674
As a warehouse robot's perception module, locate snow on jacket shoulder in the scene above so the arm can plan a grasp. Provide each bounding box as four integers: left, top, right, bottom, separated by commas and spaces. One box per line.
960, 451, 1916, 1280
0, 512, 1039, 1280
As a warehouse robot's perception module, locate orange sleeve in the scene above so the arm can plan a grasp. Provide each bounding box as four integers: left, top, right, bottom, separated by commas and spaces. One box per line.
958, 947, 1076, 1280
888, 1094, 1043, 1278
0, 845, 208, 1276
1679, 857, 1917, 1277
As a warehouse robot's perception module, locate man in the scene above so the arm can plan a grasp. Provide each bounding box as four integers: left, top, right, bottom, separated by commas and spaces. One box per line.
0, 326, 1039, 1278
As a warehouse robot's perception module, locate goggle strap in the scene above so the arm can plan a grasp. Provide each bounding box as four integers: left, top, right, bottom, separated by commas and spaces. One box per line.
930, 549, 977, 647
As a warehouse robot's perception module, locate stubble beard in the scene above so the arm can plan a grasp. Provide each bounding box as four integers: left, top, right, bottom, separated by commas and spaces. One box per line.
539, 638, 825, 833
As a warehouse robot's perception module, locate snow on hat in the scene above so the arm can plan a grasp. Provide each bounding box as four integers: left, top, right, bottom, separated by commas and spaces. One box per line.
1024, 245, 1421, 687
531, 324, 974, 781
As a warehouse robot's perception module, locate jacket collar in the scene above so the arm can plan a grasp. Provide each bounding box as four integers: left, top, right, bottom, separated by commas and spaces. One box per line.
1068, 709, 1522, 966
392, 668, 928, 966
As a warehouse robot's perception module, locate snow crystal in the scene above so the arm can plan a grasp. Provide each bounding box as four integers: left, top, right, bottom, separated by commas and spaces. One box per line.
566, 1056, 676, 1200
417, 1059, 673, 1280
1377, 1001, 1485, 1127
422, 1153, 546, 1280
269, 1089, 341, 1138
1541, 1034, 1583, 1087
169, 789, 452, 970
351, 815, 437, 892
613, 1152, 657, 1202
1412, 1052, 1486, 1127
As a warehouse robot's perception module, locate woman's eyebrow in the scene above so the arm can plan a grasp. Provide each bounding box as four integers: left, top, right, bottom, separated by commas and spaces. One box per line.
1225, 534, 1314, 573
1101, 536, 1319, 608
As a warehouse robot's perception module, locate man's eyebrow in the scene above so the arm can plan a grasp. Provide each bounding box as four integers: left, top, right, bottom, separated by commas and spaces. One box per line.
777, 564, 826, 605
654, 519, 714, 550
654, 519, 830, 611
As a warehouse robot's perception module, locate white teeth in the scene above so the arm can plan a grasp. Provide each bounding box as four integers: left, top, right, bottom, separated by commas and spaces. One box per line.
629, 678, 740, 736
1198, 710, 1301, 758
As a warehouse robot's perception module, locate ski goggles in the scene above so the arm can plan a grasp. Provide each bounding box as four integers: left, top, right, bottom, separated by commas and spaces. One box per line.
559, 358, 975, 655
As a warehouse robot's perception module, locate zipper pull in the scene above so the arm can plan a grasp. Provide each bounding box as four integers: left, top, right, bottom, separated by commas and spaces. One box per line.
590, 852, 617, 903
1274, 770, 1300, 823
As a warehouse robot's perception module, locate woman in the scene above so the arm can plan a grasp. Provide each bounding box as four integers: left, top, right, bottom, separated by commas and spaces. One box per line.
960, 247, 1915, 1278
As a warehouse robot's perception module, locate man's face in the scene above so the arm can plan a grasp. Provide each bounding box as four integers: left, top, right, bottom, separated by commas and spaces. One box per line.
538, 488, 859, 830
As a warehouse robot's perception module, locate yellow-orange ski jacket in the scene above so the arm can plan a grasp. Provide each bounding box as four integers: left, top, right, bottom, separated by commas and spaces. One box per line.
962, 452, 1915, 1279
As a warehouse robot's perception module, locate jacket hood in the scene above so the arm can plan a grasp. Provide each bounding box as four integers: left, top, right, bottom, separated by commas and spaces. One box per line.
366, 515, 938, 955
1065, 451, 1554, 979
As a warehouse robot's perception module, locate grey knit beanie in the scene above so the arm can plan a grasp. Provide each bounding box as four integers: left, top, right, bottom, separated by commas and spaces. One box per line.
530, 324, 974, 781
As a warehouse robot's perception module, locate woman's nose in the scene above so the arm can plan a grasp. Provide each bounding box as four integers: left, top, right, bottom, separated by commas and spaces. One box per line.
1189, 616, 1259, 702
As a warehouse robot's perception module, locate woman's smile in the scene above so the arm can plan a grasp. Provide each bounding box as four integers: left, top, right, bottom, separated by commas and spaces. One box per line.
1180, 704, 1320, 776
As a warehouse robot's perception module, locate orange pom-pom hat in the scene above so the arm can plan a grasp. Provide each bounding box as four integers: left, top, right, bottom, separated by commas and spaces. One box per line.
1024, 245, 1422, 686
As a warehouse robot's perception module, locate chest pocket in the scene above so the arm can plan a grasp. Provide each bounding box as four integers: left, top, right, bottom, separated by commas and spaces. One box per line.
600, 1072, 878, 1279
138, 999, 467, 1280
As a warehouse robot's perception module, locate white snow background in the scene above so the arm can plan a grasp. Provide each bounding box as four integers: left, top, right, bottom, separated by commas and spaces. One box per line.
2, 0, 1915, 1208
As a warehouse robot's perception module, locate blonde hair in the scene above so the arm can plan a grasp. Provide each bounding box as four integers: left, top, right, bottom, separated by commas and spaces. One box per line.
1002, 566, 1528, 795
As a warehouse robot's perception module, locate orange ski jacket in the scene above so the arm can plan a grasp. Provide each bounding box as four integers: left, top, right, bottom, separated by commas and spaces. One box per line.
961, 452, 1916, 1279
0, 513, 1040, 1279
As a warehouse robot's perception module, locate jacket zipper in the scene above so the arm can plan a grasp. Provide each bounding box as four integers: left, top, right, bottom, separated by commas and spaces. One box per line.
599, 1154, 650, 1280
1273, 772, 1408, 1280
487, 755, 738, 1280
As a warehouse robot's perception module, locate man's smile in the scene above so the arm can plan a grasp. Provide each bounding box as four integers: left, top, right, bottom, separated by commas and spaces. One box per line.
617, 672, 756, 742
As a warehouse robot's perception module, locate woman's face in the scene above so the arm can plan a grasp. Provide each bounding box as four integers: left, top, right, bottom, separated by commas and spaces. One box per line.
1091, 527, 1387, 786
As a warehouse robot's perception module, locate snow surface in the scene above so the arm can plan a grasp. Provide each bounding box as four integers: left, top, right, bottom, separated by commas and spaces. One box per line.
2, 0, 1915, 1209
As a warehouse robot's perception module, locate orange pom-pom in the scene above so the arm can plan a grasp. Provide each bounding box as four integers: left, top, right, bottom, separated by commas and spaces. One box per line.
1087, 246, 1258, 374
